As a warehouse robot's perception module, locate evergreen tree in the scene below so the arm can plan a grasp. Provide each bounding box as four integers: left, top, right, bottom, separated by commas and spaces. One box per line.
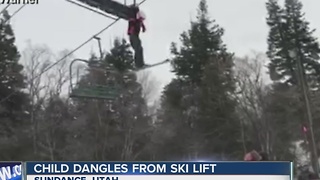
266, 0, 293, 84
170, 0, 227, 84
0, 10, 29, 160
105, 38, 135, 71
284, 0, 320, 88
267, 0, 320, 87
261, 84, 302, 160
265, 0, 320, 161
158, 0, 240, 160
197, 56, 240, 158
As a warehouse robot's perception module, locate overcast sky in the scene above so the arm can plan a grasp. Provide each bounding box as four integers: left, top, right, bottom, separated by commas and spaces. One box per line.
2, 0, 320, 98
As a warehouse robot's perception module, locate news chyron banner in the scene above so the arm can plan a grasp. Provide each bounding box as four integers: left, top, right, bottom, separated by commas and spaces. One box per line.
25, 162, 292, 180
0, 162, 23, 180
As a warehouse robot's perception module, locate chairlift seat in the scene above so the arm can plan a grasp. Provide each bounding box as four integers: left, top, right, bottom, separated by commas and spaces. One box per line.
70, 85, 120, 100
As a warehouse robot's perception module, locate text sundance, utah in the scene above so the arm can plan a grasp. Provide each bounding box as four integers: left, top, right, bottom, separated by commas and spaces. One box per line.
32, 163, 217, 174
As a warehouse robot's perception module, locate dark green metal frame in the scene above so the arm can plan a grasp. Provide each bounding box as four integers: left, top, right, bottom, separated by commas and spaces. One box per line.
69, 58, 120, 100
70, 0, 134, 20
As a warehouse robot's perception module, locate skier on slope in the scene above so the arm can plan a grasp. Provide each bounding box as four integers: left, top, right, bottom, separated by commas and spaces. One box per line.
128, 5, 147, 69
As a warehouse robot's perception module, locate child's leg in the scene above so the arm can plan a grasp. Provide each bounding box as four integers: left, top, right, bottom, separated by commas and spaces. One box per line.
129, 34, 145, 68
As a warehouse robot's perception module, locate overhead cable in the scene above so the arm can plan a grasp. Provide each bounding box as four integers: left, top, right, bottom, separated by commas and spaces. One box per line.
0, 4, 11, 15
3, 4, 27, 24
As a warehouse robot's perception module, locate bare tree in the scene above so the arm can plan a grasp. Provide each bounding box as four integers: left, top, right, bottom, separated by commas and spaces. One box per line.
45, 50, 74, 98
137, 71, 160, 103
235, 52, 301, 160
22, 42, 53, 158
234, 52, 270, 154
23, 43, 75, 160
36, 50, 75, 160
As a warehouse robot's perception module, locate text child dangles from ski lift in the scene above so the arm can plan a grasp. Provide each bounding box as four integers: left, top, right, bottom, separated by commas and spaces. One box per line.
128, 5, 148, 69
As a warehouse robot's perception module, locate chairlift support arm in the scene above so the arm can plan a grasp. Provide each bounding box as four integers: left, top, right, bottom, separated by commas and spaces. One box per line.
69, 58, 90, 92
93, 36, 103, 60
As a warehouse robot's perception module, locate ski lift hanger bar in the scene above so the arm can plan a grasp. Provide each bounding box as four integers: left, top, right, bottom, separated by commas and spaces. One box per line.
67, 0, 134, 20
66, 0, 118, 20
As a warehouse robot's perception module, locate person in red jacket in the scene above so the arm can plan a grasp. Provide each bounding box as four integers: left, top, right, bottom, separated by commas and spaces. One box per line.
244, 150, 269, 161
128, 5, 146, 69
244, 150, 261, 161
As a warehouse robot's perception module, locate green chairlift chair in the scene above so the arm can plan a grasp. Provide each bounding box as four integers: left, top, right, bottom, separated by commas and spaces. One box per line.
69, 58, 120, 100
